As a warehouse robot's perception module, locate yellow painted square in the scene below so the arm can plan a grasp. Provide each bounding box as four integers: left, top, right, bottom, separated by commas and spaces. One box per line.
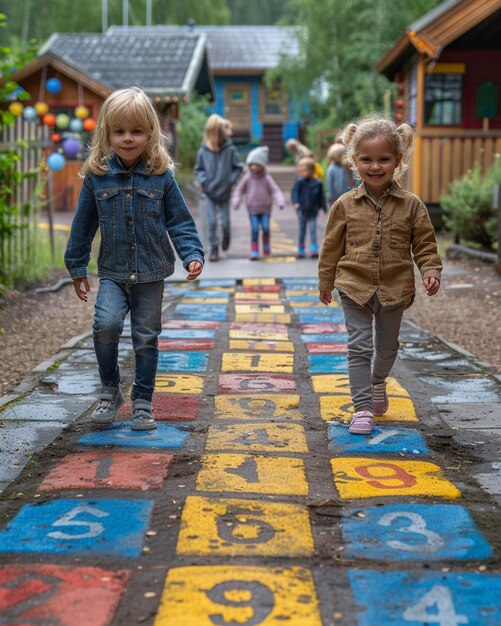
229, 329, 289, 341
235, 292, 281, 301
196, 454, 308, 495
154, 566, 322, 626
202, 287, 234, 292
235, 313, 292, 323
222, 353, 294, 373
285, 290, 317, 296
229, 340, 294, 352
311, 374, 410, 397
331, 457, 461, 499
289, 301, 325, 308
215, 394, 302, 421
262, 256, 296, 263
243, 278, 277, 285
319, 395, 418, 422
181, 297, 227, 304
206, 423, 308, 453
155, 373, 204, 394
177, 496, 314, 556
235, 304, 286, 313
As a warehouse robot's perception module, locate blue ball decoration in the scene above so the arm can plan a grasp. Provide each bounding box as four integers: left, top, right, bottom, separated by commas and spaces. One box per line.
69, 118, 83, 132
46, 77, 62, 94
62, 138, 81, 158
47, 152, 66, 172
23, 106, 37, 121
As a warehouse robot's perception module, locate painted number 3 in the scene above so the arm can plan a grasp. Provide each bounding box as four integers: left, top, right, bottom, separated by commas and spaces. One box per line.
403, 585, 468, 625
378, 511, 444, 554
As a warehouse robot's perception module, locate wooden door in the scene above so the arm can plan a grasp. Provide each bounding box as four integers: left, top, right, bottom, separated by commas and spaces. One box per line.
224, 83, 251, 137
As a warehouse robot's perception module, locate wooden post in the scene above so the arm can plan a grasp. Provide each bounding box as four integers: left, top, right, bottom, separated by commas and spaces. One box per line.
413, 56, 426, 198
494, 183, 501, 275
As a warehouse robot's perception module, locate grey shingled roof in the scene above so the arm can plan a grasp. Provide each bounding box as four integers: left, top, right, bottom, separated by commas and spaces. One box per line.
108, 25, 299, 71
38, 30, 208, 96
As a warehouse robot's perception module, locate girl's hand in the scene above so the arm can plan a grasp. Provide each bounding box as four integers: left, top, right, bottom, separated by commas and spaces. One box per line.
294, 203, 300, 210
73, 278, 90, 302
423, 276, 440, 296
187, 261, 203, 281
319, 291, 332, 305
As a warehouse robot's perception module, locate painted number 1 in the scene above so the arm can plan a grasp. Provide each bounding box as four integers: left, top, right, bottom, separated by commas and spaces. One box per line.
403, 585, 468, 625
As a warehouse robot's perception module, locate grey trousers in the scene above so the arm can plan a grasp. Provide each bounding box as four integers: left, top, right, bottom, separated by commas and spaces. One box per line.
340, 292, 404, 411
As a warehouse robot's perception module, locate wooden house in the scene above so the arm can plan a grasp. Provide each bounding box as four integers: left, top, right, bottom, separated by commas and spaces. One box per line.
376, 0, 501, 206
9, 30, 214, 210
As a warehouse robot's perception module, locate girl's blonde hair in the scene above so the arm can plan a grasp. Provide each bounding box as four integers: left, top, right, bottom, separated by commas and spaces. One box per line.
203, 114, 227, 152
342, 115, 415, 180
327, 142, 346, 164
80, 86, 173, 177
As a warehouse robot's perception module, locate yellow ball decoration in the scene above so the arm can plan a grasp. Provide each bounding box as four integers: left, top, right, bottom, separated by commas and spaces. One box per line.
8, 102, 24, 116
75, 106, 89, 120
35, 102, 49, 116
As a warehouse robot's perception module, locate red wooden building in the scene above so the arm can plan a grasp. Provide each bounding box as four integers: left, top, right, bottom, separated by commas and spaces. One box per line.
376, 0, 501, 205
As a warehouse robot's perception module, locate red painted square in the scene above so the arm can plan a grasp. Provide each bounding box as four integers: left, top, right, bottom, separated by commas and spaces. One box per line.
243, 285, 281, 293
40, 451, 173, 491
162, 320, 220, 329
230, 323, 289, 334
119, 393, 199, 421
300, 323, 347, 334
305, 342, 348, 354
159, 339, 216, 351
0, 564, 129, 626
219, 374, 297, 393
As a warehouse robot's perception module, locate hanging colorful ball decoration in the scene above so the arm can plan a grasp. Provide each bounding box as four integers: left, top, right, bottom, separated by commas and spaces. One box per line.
83, 118, 96, 132
8, 102, 24, 116
46, 78, 62, 94
23, 106, 37, 121
42, 113, 56, 126
62, 137, 81, 158
51, 132, 62, 143
55, 113, 70, 129
69, 118, 83, 132
47, 152, 66, 171
35, 102, 49, 116
74, 105, 89, 120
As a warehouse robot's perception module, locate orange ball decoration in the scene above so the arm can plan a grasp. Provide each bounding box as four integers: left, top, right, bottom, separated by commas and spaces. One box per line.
51, 132, 62, 143
83, 118, 96, 132
42, 113, 56, 126
35, 102, 49, 116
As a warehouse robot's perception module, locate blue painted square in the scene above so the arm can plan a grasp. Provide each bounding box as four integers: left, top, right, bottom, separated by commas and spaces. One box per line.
287, 295, 320, 302
158, 351, 208, 372
308, 354, 348, 373
328, 424, 429, 455
183, 291, 229, 299
342, 504, 493, 561
78, 423, 189, 449
175, 304, 226, 320
160, 329, 217, 339
283, 279, 317, 288
199, 279, 236, 287
349, 570, 501, 625
301, 333, 349, 343
0, 498, 153, 557
299, 310, 345, 323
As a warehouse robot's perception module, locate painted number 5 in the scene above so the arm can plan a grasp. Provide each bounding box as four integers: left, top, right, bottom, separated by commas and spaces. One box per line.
403, 585, 468, 625
378, 511, 445, 554
47, 504, 109, 539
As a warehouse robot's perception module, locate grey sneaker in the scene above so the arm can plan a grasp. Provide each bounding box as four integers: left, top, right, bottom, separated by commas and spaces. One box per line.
91, 385, 124, 426
131, 399, 157, 431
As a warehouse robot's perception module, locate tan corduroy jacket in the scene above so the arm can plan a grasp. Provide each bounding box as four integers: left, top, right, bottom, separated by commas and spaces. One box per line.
318, 181, 442, 309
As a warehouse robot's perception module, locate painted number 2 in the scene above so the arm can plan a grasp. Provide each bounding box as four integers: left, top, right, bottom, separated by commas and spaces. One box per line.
403, 585, 468, 625
47, 504, 109, 539
378, 511, 444, 554
207, 580, 275, 626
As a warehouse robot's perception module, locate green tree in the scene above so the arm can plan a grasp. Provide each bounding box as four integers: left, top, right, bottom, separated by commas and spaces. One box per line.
226, 0, 287, 25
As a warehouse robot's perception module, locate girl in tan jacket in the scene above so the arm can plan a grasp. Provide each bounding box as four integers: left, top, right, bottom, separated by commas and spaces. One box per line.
318, 115, 442, 435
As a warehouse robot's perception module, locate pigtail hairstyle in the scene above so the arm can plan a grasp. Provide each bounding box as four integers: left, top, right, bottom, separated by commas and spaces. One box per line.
80, 87, 173, 177
343, 115, 415, 180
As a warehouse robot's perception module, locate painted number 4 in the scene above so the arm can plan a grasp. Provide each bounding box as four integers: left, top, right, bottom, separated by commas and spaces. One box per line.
47, 504, 109, 539
403, 585, 468, 625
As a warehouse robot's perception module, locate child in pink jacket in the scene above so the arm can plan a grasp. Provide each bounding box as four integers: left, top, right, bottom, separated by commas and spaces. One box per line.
232, 146, 285, 260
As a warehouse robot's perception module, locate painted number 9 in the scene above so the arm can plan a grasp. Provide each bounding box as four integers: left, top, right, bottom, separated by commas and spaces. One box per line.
207, 580, 275, 626
355, 463, 417, 489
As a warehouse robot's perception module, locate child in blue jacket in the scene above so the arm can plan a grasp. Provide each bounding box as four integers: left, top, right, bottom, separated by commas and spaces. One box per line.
292, 157, 327, 258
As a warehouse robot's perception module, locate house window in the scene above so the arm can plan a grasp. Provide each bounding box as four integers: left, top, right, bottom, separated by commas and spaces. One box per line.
424, 74, 463, 125
260, 84, 287, 122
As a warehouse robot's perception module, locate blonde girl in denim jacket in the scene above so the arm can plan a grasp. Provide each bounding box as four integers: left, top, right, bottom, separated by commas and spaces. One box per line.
318, 115, 442, 435
65, 87, 204, 431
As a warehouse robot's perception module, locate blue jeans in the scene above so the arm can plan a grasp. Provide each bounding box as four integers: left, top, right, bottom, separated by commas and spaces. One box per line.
93, 278, 164, 401
249, 213, 270, 243
297, 210, 318, 250
204, 195, 230, 249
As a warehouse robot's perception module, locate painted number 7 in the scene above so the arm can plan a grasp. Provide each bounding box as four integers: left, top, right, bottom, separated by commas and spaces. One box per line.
403, 585, 468, 625
207, 580, 275, 626
47, 504, 109, 539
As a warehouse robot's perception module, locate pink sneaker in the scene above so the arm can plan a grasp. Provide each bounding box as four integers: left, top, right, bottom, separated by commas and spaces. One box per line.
373, 382, 389, 416
348, 409, 374, 434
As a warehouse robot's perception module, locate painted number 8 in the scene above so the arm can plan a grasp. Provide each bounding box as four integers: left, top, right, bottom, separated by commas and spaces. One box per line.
207, 580, 275, 626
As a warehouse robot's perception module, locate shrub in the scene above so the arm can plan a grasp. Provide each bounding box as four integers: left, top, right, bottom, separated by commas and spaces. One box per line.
441, 155, 500, 250
176, 94, 211, 172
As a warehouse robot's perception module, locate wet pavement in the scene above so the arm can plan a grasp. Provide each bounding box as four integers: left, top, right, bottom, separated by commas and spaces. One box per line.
1, 173, 501, 624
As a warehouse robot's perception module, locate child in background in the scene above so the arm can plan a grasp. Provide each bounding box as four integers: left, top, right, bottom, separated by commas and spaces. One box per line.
285, 138, 310, 163
194, 114, 243, 262
232, 146, 285, 260
318, 115, 442, 435
65, 87, 204, 431
326, 142, 355, 205
304, 148, 325, 182
292, 156, 327, 258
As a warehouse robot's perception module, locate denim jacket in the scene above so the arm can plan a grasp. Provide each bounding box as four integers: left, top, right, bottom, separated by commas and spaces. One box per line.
65, 154, 204, 283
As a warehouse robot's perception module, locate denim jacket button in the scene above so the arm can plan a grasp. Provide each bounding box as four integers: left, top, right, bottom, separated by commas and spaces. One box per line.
126, 193, 131, 199
130, 274, 136, 280
103, 193, 108, 198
